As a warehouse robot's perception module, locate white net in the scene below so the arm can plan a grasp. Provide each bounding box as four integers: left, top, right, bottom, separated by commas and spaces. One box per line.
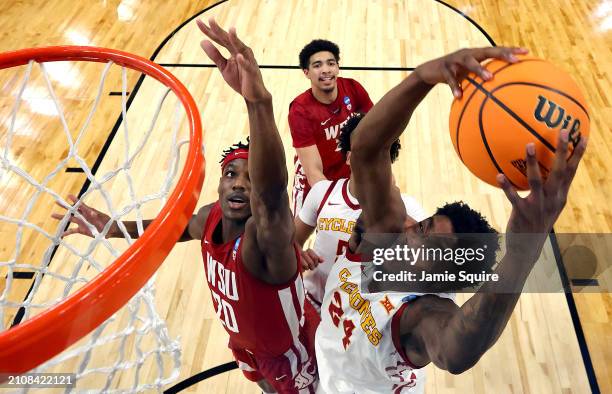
0, 56, 196, 392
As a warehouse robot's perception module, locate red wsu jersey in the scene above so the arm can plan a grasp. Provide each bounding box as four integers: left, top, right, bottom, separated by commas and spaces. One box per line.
289, 77, 373, 181
201, 202, 308, 358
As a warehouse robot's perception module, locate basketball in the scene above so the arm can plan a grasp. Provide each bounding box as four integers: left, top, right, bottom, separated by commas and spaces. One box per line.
449, 57, 590, 190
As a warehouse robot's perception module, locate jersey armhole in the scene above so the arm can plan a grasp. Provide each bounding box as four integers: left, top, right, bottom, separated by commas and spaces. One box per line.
316, 179, 340, 217
391, 301, 422, 370
201, 202, 220, 249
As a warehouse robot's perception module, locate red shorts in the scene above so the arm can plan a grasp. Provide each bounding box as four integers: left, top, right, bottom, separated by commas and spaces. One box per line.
231, 301, 320, 393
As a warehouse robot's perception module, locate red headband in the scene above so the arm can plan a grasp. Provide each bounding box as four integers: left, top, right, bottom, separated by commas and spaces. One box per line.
221, 148, 249, 169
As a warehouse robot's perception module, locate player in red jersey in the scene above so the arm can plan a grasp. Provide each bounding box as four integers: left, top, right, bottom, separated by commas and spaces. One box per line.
53, 18, 318, 394
289, 39, 374, 215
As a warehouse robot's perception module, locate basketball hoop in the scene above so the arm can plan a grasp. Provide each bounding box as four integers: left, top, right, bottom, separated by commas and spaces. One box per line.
0, 46, 204, 382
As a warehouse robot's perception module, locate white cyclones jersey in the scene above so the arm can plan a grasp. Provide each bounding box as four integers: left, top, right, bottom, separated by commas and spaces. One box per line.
299, 178, 428, 308
315, 255, 454, 394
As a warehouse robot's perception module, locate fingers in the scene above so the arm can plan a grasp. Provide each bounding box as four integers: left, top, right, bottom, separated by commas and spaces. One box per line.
62, 228, 81, 238
463, 55, 493, 81
196, 18, 228, 47
525, 143, 543, 194
441, 65, 461, 98
564, 135, 588, 186
301, 249, 323, 271
497, 174, 521, 207
478, 46, 529, 63
301, 252, 316, 271
548, 129, 569, 185
51, 212, 64, 221
228, 27, 248, 54
200, 40, 228, 69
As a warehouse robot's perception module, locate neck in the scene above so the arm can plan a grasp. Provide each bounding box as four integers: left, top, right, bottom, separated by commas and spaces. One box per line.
220, 216, 246, 243
312, 85, 338, 104
348, 176, 357, 198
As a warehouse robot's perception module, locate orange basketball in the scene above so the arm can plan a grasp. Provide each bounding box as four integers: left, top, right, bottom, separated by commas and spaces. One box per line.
449, 56, 590, 190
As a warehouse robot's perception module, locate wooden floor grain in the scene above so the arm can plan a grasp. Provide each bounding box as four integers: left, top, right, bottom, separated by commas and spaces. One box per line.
0, 0, 609, 392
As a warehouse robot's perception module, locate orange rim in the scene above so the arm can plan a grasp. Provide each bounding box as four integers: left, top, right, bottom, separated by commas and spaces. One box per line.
0, 46, 204, 373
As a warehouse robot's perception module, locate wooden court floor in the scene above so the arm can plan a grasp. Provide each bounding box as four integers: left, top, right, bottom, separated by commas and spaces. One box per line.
0, 0, 610, 393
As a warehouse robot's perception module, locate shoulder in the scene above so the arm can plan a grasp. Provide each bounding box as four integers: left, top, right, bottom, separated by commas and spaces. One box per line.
339, 77, 365, 90
307, 179, 335, 203
188, 202, 217, 241
397, 295, 457, 367
290, 90, 315, 112
401, 295, 457, 333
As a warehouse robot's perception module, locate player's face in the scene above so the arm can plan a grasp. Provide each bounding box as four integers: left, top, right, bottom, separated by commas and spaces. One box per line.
405, 215, 463, 284
218, 159, 252, 221
304, 51, 339, 92
405, 214, 457, 260
404, 215, 454, 236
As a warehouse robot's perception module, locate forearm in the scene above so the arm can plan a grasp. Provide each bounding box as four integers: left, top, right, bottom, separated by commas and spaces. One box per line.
304, 167, 326, 187
109, 219, 195, 242
351, 73, 433, 156
110, 220, 153, 239
246, 97, 288, 200
294, 218, 315, 247
448, 251, 538, 370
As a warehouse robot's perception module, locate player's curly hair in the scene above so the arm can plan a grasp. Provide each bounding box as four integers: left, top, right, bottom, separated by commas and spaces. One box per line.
435, 201, 500, 285
299, 39, 340, 70
219, 138, 250, 164
338, 113, 401, 163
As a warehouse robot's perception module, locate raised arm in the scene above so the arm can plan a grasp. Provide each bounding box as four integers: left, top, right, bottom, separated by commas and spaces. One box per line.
197, 19, 296, 282
402, 130, 587, 373
350, 47, 527, 231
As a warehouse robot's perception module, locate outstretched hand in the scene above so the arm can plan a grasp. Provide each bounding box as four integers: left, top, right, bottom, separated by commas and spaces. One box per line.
414, 46, 529, 98
51, 194, 117, 238
196, 18, 270, 102
498, 130, 587, 258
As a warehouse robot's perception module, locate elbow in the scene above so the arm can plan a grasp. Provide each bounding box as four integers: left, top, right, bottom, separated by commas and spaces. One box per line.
442, 350, 482, 375
350, 137, 371, 158
446, 361, 473, 375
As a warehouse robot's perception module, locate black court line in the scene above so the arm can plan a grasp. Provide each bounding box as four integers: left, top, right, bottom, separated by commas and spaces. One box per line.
571, 279, 599, 287
65, 167, 84, 173
159, 63, 416, 71
549, 232, 600, 393
163, 362, 237, 393
6, 272, 35, 280
433, 0, 497, 46
109, 91, 130, 96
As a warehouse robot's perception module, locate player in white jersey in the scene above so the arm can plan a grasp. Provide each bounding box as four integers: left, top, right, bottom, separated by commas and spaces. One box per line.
295, 113, 428, 311
315, 46, 587, 393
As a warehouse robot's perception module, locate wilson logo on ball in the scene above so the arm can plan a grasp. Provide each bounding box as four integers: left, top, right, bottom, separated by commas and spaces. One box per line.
534, 95, 582, 147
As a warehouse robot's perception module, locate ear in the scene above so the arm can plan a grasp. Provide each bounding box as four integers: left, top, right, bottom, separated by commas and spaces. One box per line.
346, 151, 351, 166
302, 68, 309, 78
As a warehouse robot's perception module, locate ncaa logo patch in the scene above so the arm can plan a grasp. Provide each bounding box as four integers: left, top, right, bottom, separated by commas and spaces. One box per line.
343, 96, 352, 111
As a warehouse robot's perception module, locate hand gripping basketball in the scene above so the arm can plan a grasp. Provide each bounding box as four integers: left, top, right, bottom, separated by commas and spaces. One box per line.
498, 130, 587, 259
414, 46, 529, 98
